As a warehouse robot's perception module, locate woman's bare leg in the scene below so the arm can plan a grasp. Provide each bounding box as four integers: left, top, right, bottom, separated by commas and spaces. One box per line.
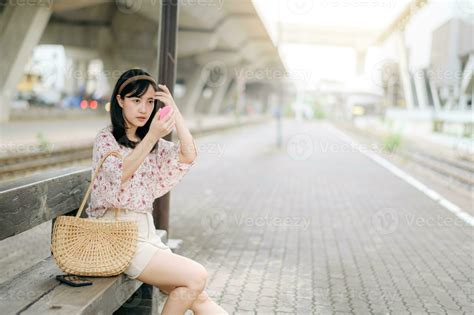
136, 249, 207, 314
159, 285, 229, 314
187, 290, 229, 315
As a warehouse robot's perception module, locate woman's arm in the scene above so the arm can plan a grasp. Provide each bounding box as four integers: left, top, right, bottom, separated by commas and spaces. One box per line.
121, 132, 159, 183
174, 108, 197, 164
121, 101, 176, 183
155, 84, 198, 164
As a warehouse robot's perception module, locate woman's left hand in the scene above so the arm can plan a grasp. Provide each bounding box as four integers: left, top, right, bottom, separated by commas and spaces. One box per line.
155, 84, 180, 113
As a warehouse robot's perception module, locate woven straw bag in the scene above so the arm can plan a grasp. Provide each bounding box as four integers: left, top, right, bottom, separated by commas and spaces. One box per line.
51, 150, 138, 277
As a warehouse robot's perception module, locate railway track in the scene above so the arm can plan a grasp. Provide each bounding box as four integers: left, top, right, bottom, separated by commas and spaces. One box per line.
0, 144, 93, 181
335, 123, 474, 190
397, 150, 473, 189
0, 116, 274, 181
5, 119, 470, 188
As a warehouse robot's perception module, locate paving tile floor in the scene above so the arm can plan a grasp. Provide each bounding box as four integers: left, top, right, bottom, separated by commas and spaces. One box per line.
169, 119, 473, 314
1, 119, 472, 314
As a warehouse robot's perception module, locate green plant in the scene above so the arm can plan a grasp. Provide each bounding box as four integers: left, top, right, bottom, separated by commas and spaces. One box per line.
36, 132, 52, 152
314, 108, 326, 120
283, 104, 293, 117
382, 133, 402, 152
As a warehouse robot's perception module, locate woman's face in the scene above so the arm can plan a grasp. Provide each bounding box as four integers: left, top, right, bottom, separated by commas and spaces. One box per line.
117, 84, 156, 129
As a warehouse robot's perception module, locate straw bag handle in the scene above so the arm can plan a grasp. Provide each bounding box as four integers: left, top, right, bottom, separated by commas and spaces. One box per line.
76, 150, 123, 218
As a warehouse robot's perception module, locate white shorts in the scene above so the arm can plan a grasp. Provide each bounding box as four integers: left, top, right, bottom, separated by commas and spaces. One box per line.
97, 208, 172, 279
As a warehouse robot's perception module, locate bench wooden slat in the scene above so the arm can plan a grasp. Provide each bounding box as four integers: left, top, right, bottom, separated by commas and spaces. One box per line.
22, 268, 142, 315
0, 229, 169, 314
0, 167, 90, 240
1, 165, 171, 314
0, 256, 60, 314
0, 255, 143, 315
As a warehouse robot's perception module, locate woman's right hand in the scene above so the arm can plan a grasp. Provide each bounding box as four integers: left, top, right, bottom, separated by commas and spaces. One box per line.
148, 106, 176, 140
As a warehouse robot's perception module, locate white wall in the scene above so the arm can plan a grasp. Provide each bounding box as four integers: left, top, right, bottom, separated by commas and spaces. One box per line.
404, 0, 468, 70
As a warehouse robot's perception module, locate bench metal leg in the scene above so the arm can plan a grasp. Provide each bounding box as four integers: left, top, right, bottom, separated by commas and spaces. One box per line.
114, 283, 154, 315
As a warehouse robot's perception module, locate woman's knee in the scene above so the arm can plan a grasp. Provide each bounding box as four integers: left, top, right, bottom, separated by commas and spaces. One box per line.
168, 286, 195, 302
137, 251, 208, 294
193, 290, 210, 305
168, 270, 206, 303
187, 263, 208, 293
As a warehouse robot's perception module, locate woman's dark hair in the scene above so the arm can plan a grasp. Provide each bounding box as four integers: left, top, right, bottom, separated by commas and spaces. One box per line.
110, 68, 160, 150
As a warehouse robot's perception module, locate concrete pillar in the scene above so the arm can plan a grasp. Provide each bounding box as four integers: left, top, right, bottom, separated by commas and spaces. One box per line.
0, 4, 51, 122
445, 20, 461, 110
459, 53, 473, 110
99, 53, 121, 91
252, 84, 270, 114
262, 88, 273, 114
63, 58, 77, 95
387, 76, 397, 108
428, 76, 442, 111
413, 69, 429, 109
97, 28, 120, 91
77, 59, 89, 95
234, 72, 246, 116
99, 50, 139, 94
64, 56, 91, 97
221, 79, 237, 115
395, 30, 416, 110
443, 86, 457, 110
182, 64, 210, 117
97, 28, 156, 94
208, 71, 233, 116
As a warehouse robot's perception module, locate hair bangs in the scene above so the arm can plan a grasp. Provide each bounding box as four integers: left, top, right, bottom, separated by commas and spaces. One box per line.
121, 79, 155, 98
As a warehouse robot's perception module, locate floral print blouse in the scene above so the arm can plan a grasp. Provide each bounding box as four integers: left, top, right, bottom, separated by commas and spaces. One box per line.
85, 125, 196, 218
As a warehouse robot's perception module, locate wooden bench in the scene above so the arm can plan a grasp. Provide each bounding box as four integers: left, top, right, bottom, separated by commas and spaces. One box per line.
0, 166, 168, 314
